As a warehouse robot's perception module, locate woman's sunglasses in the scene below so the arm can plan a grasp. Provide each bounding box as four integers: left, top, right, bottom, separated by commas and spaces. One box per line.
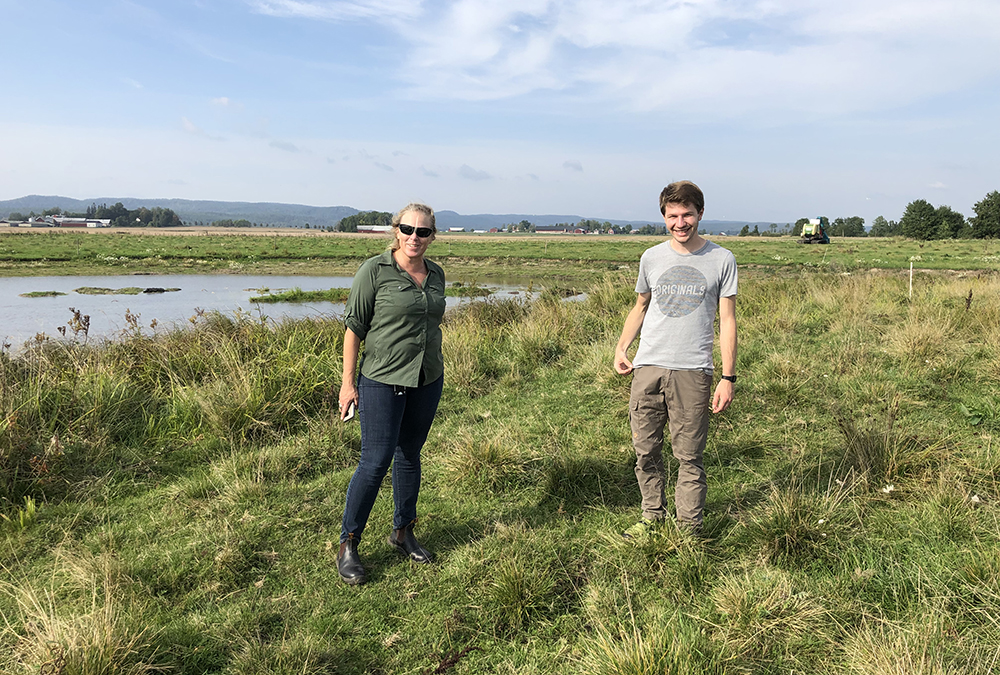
399, 224, 434, 238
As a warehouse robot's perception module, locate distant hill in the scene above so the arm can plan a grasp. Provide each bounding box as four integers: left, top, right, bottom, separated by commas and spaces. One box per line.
0, 195, 777, 235
0, 196, 359, 230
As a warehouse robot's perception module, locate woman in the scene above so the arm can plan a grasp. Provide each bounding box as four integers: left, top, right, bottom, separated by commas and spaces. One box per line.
337, 202, 446, 585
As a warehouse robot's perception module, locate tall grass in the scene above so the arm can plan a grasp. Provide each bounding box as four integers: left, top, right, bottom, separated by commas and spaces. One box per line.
2, 268, 1000, 673
1, 311, 343, 504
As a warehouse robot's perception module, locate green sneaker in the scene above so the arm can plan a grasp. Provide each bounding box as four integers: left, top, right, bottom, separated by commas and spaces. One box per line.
621, 520, 658, 540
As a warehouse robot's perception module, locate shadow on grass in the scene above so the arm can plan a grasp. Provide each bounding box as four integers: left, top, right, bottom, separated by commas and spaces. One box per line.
710, 438, 770, 467
153, 624, 386, 675
539, 454, 636, 513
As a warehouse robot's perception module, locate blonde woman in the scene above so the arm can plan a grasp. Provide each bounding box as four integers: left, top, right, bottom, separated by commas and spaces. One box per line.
337, 203, 446, 585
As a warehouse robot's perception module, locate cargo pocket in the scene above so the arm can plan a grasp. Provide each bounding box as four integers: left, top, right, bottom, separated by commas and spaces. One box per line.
630, 392, 667, 449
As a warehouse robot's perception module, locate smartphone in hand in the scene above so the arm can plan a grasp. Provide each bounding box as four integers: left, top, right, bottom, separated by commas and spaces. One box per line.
342, 401, 355, 422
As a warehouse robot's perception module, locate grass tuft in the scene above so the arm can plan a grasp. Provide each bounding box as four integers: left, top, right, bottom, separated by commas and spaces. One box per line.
834, 403, 938, 489
1, 549, 168, 675
580, 605, 724, 675
740, 482, 848, 565
711, 567, 834, 670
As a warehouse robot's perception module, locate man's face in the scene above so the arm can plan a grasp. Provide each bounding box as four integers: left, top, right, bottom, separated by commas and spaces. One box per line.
662, 202, 703, 243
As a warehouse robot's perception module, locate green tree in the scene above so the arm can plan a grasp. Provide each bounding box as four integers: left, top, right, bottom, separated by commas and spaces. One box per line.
792, 218, 810, 236
7, 211, 26, 221
899, 199, 938, 240
738, 225, 750, 237
869, 215, 898, 237
830, 216, 866, 237
934, 205, 967, 239
970, 191, 1000, 239
151, 207, 182, 228
42, 207, 62, 216
95, 202, 130, 226
337, 211, 392, 233
751, 225, 760, 236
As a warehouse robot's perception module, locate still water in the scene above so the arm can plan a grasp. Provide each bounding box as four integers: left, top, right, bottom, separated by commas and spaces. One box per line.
0, 274, 530, 350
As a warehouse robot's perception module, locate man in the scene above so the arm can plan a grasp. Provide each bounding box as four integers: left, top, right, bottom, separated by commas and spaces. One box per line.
614, 180, 737, 536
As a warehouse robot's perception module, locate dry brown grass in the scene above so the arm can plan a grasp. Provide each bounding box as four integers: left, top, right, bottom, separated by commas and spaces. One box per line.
1, 548, 167, 675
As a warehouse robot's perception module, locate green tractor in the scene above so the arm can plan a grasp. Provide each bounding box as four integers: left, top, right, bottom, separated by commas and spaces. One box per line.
798, 216, 830, 244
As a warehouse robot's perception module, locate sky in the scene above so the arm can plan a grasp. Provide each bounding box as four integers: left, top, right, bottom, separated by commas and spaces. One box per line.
2, 0, 1000, 224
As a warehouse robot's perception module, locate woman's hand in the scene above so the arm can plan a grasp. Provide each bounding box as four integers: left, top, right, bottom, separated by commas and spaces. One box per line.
340, 328, 361, 420
339, 381, 359, 420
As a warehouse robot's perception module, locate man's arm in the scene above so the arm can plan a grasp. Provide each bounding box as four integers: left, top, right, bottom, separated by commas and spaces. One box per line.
614, 292, 651, 374
712, 295, 737, 413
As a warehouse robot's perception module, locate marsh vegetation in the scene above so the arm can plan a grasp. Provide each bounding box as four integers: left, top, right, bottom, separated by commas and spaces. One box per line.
3, 261, 999, 673
3, 229, 1000, 281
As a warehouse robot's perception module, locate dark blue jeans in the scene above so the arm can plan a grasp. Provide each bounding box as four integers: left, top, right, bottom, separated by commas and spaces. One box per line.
340, 374, 443, 543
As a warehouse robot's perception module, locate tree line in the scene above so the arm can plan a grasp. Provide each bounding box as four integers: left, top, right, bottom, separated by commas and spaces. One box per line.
85, 202, 182, 228
11, 190, 1000, 240
335, 211, 392, 232
4, 203, 183, 228
886, 191, 1000, 239
777, 190, 1000, 240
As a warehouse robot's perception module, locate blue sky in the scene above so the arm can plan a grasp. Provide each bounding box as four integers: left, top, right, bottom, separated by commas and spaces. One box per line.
2, 0, 999, 224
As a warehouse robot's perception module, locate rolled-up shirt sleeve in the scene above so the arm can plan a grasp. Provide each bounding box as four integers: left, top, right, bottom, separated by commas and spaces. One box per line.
343, 258, 377, 339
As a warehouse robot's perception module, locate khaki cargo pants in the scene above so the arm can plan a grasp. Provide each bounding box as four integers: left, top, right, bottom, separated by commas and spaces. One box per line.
629, 366, 712, 525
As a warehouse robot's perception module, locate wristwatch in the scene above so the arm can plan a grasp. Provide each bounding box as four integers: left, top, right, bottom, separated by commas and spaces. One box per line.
721, 374, 737, 383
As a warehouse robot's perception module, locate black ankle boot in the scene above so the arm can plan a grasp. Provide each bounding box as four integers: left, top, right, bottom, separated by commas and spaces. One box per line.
388, 522, 433, 564
337, 537, 366, 585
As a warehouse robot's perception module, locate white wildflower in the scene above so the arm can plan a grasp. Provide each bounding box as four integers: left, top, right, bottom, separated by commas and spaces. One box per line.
881, 484, 895, 494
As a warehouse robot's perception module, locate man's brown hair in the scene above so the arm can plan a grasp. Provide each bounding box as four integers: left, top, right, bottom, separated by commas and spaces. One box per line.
659, 181, 705, 216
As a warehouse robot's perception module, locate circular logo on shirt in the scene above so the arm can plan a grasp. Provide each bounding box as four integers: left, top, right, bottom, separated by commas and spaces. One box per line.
653, 266, 708, 317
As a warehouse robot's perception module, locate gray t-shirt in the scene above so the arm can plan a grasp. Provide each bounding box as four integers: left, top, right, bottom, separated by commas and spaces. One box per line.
632, 240, 738, 371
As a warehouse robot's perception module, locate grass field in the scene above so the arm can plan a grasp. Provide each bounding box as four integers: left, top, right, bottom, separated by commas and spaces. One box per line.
3, 228, 1000, 282
3, 248, 1000, 673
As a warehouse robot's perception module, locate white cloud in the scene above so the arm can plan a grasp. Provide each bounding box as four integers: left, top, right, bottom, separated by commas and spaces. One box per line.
336, 0, 1000, 119
269, 139, 300, 152
928, 181, 947, 189
181, 117, 204, 135
182, 117, 225, 141
458, 164, 492, 181
563, 160, 583, 172
211, 97, 243, 109
249, 0, 422, 22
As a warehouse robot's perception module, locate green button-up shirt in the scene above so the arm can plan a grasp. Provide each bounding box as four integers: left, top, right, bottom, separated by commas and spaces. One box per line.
344, 250, 446, 388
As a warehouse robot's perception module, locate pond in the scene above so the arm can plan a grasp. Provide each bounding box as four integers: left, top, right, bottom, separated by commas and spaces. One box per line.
0, 274, 535, 351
